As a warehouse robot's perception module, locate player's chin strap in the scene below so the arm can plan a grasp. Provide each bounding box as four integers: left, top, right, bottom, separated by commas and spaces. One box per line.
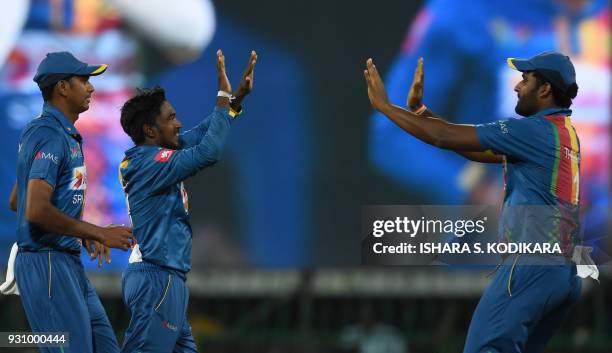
0, 243, 20, 295
572, 245, 599, 281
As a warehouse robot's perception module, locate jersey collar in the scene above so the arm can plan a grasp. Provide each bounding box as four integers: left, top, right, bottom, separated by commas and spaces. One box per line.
43, 102, 83, 142
533, 106, 572, 118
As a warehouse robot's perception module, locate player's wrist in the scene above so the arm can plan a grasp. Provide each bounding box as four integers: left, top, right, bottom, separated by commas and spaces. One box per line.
217, 90, 235, 102
410, 104, 427, 115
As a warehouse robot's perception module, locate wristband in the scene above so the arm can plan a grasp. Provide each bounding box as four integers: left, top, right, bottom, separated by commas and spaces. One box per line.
229, 107, 242, 118
413, 104, 427, 115
217, 91, 235, 102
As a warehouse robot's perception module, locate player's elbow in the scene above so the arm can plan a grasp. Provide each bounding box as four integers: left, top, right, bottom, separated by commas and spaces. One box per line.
199, 146, 222, 167
430, 124, 470, 150
207, 148, 223, 165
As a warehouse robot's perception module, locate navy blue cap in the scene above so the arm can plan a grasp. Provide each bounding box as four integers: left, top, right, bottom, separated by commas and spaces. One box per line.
507, 51, 576, 92
33, 51, 108, 89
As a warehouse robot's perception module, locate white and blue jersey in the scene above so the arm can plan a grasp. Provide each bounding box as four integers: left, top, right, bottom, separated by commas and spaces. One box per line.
16, 102, 86, 253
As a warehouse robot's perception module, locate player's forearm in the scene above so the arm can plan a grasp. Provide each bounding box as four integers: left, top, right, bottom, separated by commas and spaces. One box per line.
192, 107, 233, 166
230, 95, 245, 113
181, 100, 233, 149
179, 115, 213, 149
380, 103, 463, 149
418, 108, 502, 163
26, 202, 102, 242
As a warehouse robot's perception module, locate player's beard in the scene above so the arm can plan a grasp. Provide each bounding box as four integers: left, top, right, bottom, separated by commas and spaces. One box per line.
514, 87, 539, 117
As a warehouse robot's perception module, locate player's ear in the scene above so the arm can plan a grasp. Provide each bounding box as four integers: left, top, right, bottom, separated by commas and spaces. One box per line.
143, 123, 157, 140
56, 80, 70, 98
538, 82, 553, 99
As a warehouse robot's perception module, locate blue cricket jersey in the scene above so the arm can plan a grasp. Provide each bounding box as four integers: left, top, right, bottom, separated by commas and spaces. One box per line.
119, 106, 235, 272
476, 107, 581, 255
16, 103, 86, 253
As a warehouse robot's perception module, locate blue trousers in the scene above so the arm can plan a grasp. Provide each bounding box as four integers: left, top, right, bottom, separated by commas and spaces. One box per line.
463, 255, 582, 353
121, 261, 197, 353
14, 250, 120, 353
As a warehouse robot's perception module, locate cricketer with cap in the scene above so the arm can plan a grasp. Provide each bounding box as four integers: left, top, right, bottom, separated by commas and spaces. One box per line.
365, 51, 583, 353
10, 51, 132, 352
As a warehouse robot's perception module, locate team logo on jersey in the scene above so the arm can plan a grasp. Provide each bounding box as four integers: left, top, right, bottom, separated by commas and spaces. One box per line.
34, 151, 59, 165
154, 149, 175, 163
70, 166, 87, 190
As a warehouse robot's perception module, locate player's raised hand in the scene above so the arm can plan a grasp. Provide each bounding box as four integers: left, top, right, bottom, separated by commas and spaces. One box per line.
234, 51, 257, 98
407, 57, 424, 111
217, 49, 232, 94
99, 224, 132, 251
364, 58, 390, 111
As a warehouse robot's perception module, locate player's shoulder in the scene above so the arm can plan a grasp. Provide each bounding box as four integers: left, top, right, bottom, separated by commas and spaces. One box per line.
122, 146, 177, 169
23, 114, 59, 131
502, 116, 549, 131
20, 117, 67, 145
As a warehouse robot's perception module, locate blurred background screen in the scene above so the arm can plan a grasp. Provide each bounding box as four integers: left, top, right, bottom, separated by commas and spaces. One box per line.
0, 0, 609, 352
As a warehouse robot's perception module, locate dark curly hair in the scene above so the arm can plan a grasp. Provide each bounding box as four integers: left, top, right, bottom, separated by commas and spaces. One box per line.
531, 71, 578, 108
120, 86, 166, 144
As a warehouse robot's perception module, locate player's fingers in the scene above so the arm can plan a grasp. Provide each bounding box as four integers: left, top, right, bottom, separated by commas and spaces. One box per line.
412, 57, 421, 79
251, 51, 258, 70
368, 59, 378, 75
92, 242, 102, 262
217, 49, 225, 72
84, 240, 93, 255
244, 50, 256, 74
418, 57, 424, 82
104, 246, 111, 264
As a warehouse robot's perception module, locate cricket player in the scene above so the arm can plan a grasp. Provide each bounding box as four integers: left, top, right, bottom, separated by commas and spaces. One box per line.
364, 51, 583, 353
10, 51, 133, 352
118, 49, 256, 353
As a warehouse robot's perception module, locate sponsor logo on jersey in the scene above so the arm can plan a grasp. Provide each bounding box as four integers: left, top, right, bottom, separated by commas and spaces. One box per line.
70, 145, 83, 159
72, 194, 84, 205
70, 166, 87, 190
154, 149, 175, 163
162, 320, 178, 332
34, 151, 59, 165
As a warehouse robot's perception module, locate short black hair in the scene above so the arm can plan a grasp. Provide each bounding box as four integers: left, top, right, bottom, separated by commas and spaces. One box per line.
41, 84, 55, 101
120, 86, 166, 144
40, 75, 74, 101
531, 71, 578, 108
